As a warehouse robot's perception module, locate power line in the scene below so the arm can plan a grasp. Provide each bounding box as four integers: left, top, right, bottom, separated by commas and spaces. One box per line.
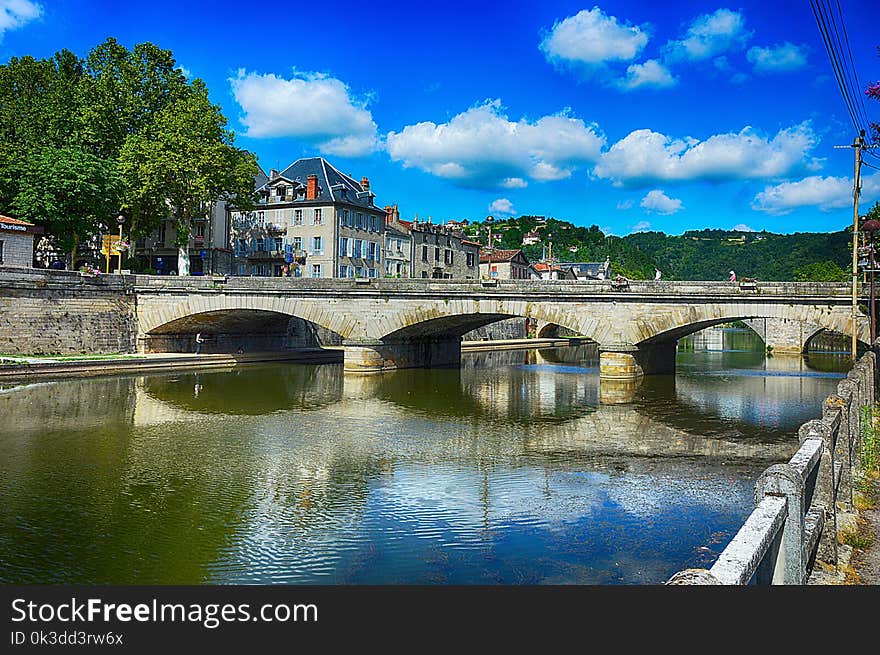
811, 0, 863, 133
827, 0, 870, 129
834, 0, 871, 129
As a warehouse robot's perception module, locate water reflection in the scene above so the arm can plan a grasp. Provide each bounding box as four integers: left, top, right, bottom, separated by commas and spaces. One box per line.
0, 328, 848, 585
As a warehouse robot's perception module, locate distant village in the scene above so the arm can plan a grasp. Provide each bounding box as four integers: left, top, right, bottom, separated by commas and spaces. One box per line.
0, 156, 612, 282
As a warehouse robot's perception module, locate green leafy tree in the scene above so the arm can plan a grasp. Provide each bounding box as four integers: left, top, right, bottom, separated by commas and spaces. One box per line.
13, 146, 121, 266
793, 261, 849, 282
119, 82, 258, 275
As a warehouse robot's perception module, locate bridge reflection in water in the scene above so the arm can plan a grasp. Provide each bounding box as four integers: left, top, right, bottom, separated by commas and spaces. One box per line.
0, 328, 849, 585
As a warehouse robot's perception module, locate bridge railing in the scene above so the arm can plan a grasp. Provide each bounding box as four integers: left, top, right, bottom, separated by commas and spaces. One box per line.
667, 345, 876, 585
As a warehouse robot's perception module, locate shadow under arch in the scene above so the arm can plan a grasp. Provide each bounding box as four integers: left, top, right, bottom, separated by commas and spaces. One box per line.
144, 309, 344, 353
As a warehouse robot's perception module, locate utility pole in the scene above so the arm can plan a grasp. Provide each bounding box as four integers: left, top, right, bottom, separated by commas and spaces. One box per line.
836, 131, 865, 359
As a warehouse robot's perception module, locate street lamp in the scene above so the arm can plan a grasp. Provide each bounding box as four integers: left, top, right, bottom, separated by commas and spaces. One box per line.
484, 215, 494, 279
116, 213, 125, 274
862, 218, 880, 342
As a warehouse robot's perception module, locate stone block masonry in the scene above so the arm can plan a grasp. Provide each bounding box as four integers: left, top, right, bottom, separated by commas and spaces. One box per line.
0, 267, 137, 355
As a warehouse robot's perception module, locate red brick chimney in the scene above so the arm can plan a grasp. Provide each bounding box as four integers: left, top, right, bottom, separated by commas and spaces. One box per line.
361, 176, 370, 192
306, 174, 318, 200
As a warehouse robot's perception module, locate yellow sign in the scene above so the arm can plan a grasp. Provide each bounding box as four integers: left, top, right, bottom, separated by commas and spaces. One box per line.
101, 235, 120, 256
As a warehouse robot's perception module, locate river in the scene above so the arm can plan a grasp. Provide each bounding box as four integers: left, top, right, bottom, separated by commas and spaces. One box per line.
0, 327, 851, 584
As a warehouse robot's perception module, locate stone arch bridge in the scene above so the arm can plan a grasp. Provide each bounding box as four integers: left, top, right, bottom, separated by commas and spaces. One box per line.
134, 276, 868, 380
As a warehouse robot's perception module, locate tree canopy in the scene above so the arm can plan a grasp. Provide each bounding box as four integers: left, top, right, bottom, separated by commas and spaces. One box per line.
0, 38, 259, 268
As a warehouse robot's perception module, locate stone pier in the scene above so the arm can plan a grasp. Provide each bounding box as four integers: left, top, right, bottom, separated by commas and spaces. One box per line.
599, 342, 677, 380
343, 337, 462, 373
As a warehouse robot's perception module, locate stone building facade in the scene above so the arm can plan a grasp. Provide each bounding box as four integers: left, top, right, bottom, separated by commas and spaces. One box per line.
229, 157, 385, 278
410, 221, 480, 279
480, 250, 533, 279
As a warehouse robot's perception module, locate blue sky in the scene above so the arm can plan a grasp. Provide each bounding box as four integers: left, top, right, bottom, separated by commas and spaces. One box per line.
3, 0, 879, 235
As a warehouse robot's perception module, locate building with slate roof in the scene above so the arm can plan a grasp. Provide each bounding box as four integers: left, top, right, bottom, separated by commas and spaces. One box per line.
229, 157, 385, 278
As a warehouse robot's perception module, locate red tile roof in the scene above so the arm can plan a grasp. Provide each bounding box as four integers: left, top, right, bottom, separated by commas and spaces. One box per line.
480, 249, 522, 264
0, 214, 34, 226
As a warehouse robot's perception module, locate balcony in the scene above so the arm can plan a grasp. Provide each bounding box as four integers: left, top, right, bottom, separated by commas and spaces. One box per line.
267, 223, 286, 235
247, 250, 286, 260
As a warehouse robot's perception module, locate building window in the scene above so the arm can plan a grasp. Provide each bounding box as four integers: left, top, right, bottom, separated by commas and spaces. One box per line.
294, 209, 303, 225
467, 252, 474, 267
293, 236, 302, 251
422, 245, 428, 262
314, 208, 322, 225
369, 215, 376, 232
340, 264, 349, 278
434, 247, 440, 261
257, 211, 265, 226
237, 263, 246, 275
311, 264, 322, 278
158, 222, 167, 246
353, 239, 363, 258
343, 209, 350, 226
368, 242, 377, 261
195, 223, 206, 239
312, 236, 322, 253
340, 237, 349, 257
0, 240, 3, 264
355, 266, 364, 278
444, 249, 451, 264
274, 237, 283, 251
275, 208, 286, 223
368, 267, 377, 278
421, 271, 428, 278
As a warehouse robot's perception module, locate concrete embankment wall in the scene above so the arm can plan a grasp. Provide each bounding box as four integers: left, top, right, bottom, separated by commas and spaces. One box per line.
0, 267, 137, 355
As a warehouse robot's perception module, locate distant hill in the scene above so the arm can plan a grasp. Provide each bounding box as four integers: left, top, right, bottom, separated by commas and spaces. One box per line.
461, 216, 852, 281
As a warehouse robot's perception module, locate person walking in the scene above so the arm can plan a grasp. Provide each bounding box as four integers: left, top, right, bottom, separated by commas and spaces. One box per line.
728, 270, 737, 282
195, 332, 205, 355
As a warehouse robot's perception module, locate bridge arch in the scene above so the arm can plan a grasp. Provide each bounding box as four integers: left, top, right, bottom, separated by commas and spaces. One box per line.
141, 307, 343, 353
633, 304, 868, 349
137, 293, 352, 353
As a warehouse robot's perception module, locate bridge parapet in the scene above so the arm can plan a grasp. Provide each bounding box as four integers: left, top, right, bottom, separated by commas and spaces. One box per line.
666, 344, 877, 585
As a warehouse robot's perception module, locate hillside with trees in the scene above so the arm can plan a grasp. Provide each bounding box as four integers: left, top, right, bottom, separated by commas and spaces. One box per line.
463, 214, 859, 281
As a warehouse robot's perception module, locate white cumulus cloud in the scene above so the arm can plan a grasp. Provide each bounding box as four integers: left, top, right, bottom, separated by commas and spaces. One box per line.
488, 198, 517, 216
751, 174, 880, 215
230, 69, 379, 157
746, 42, 808, 73
0, 0, 41, 41
732, 223, 755, 232
617, 59, 678, 91
640, 190, 683, 215
593, 122, 821, 187
631, 220, 652, 232
665, 8, 751, 62
540, 7, 649, 68
386, 99, 606, 188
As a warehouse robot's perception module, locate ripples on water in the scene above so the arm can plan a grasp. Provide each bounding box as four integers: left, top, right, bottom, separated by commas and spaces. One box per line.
0, 328, 851, 584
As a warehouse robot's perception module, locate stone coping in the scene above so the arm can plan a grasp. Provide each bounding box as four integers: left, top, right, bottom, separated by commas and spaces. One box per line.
0, 267, 853, 298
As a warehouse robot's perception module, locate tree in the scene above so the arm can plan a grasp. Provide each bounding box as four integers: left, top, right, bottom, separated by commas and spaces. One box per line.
793, 261, 849, 282
119, 82, 258, 275
13, 146, 121, 266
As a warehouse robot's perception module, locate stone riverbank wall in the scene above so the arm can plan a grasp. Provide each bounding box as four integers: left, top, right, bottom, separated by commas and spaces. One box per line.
0, 266, 137, 356
667, 343, 877, 585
